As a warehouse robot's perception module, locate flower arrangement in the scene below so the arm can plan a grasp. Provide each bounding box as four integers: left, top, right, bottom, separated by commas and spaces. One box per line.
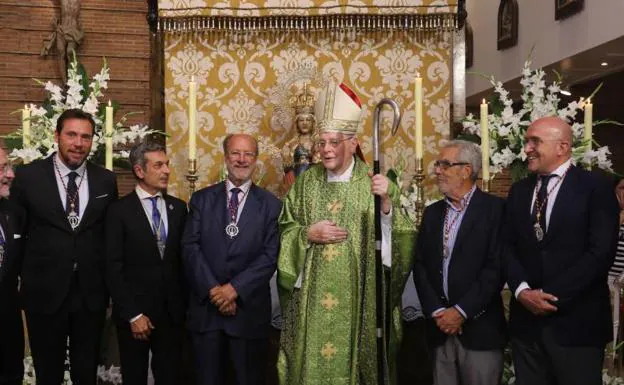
6, 53, 160, 165
23, 355, 122, 385
462, 60, 616, 182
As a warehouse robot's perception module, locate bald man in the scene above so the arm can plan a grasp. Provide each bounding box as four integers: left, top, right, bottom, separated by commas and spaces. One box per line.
503, 116, 619, 385
182, 134, 281, 385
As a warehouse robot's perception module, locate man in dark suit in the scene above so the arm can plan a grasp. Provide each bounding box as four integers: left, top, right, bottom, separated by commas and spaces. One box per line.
183, 133, 281, 385
504, 116, 619, 385
0, 147, 26, 385
10, 109, 118, 385
106, 141, 187, 385
413, 140, 506, 385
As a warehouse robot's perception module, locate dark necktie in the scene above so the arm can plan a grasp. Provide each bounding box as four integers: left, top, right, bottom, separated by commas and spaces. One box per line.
0, 225, 5, 269
66, 171, 79, 216
228, 188, 241, 223
533, 174, 554, 231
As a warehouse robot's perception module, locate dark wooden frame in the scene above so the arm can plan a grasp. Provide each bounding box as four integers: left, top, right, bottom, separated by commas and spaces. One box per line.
497, 0, 518, 51
555, 0, 584, 20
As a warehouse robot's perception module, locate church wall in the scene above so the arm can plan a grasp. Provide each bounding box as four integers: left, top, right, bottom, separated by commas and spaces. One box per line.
466, 0, 624, 97
0, 0, 151, 194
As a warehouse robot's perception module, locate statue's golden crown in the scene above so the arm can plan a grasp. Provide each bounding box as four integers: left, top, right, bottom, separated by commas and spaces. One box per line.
290, 83, 315, 116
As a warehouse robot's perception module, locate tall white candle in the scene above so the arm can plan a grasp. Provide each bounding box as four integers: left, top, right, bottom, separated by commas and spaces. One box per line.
188, 76, 197, 160
414, 74, 423, 159
480, 99, 490, 181
22, 104, 31, 148
584, 98, 593, 170
105, 100, 113, 171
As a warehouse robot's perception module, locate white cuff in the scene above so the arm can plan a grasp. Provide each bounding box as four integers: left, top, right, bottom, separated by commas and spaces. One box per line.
130, 313, 143, 323
514, 282, 531, 299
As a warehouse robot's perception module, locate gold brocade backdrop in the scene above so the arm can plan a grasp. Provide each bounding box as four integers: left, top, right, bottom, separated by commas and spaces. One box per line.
161, 3, 454, 201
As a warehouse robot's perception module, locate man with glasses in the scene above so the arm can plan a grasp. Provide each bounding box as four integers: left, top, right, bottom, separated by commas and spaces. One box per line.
0, 148, 26, 385
183, 133, 281, 385
277, 82, 415, 385
413, 140, 506, 385
504, 116, 618, 385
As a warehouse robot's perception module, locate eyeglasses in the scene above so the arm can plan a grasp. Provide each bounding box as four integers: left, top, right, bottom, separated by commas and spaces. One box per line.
433, 160, 469, 170
315, 137, 352, 149
228, 151, 257, 159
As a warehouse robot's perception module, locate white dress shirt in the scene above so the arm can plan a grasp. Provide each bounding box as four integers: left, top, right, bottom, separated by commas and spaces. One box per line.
53, 153, 89, 225
295, 157, 392, 288
515, 158, 573, 298
135, 185, 169, 237
225, 179, 253, 223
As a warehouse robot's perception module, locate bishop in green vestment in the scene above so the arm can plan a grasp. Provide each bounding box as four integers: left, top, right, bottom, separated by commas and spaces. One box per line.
277, 82, 416, 385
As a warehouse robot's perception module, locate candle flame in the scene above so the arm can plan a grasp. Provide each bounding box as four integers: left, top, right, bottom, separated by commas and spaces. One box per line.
482, 98, 486, 104
416, 72, 421, 78
108, 100, 112, 107
191, 75, 195, 83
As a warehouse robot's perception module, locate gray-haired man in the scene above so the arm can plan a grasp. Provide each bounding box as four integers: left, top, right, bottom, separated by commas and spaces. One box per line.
413, 140, 507, 385
105, 141, 188, 385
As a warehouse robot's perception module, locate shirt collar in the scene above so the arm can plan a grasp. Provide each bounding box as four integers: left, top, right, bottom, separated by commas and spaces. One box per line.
135, 184, 163, 200
55, 152, 87, 177
444, 184, 477, 212
547, 158, 572, 178
327, 156, 356, 182
226, 178, 252, 194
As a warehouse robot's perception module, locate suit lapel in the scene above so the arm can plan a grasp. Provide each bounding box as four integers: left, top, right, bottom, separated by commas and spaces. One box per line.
163, 194, 181, 259
449, 188, 483, 260
78, 162, 101, 230
542, 166, 578, 245
235, 184, 259, 238
519, 175, 538, 243
430, 202, 446, 265
43, 156, 74, 232
0, 203, 9, 280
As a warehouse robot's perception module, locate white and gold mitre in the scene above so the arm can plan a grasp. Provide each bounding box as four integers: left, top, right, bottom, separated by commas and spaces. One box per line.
314, 82, 363, 134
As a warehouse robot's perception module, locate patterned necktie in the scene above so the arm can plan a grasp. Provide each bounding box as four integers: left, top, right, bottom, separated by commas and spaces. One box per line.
66, 171, 79, 216
149, 197, 167, 256
0, 225, 5, 269
228, 188, 241, 223
533, 174, 554, 231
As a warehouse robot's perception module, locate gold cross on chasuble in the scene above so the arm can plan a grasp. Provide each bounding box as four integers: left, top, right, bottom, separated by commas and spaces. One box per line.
322, 244, 340, 262
321, 292, 339, 311
321, 342, 337, 360
327, 200, 343, 215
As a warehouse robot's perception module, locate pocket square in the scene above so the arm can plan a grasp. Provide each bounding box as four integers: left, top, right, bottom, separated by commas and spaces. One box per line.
95, 194, 109, 199
13, 234, 21, 239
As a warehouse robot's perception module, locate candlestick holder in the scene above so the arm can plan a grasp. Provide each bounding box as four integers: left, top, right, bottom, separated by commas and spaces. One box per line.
482, 178, 490, 192
413, 157, 426, 227
186, 158, 198, 196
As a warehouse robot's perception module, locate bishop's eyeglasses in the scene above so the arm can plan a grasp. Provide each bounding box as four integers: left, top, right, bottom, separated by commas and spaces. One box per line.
433, 160, 469, 170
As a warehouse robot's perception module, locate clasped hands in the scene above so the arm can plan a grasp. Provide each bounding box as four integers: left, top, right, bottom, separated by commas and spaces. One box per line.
518, 289, 558, 316
210, 283, 238, 316
433, 307, 465, 336
131, 315, 154, 341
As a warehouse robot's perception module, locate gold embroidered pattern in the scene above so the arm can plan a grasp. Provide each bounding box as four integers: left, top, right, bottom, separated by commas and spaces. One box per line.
321, 292, 339, 311
321, 342, 337, 360
322, 244, 340, 262
327, 200, 343, 215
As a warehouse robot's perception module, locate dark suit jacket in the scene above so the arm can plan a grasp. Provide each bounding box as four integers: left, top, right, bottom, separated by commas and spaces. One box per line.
106, 191, 188, 326
10, 156, 118, 314
504, 165, 619, 347
0, 199, 26, 313
182, 182, 281, 339
413, 188, 507, 350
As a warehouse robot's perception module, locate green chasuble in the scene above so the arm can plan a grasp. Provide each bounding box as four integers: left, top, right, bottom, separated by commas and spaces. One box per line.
277, 158, 416, 385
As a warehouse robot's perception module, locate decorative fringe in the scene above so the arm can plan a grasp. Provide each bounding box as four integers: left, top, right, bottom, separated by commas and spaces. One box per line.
158, 13, 459, 34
